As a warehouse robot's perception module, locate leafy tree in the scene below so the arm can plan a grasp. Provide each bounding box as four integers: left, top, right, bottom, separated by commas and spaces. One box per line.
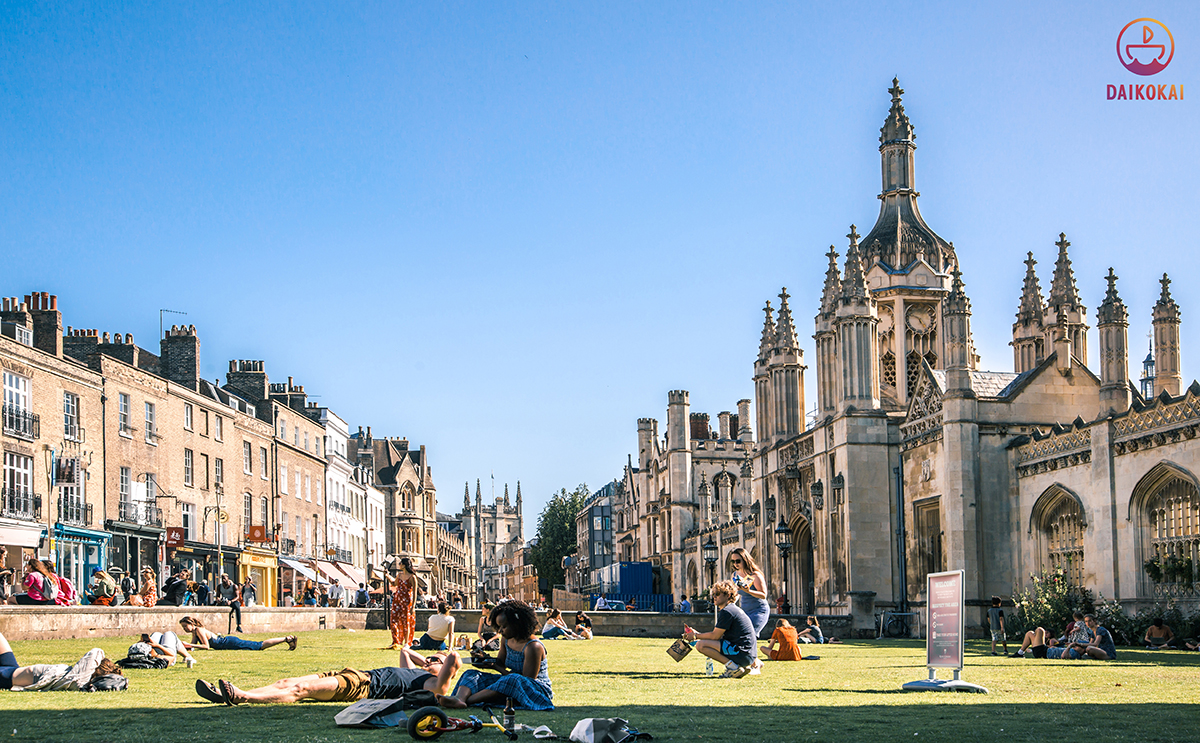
529, 484, 589, 593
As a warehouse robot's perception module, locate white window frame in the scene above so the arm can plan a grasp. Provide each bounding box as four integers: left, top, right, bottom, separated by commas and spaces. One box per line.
260, 447, 269, 480
214, 457, 223, 486
214, 415, 223, 442
184, 448, 194, 487
144, 402, 156, 444
305, 475, 311, 502
243, 441, 252, 474
119, 467, 131, 503
184, 403, 193, 431
63, 391, 80, 441
280, 464, 288, 494
181, 503, 197, 541
118, 393, 131, 435
3, 371, 29, 411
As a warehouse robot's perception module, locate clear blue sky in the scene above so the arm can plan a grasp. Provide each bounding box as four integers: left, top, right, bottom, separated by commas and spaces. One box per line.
3, 2, 1197, 524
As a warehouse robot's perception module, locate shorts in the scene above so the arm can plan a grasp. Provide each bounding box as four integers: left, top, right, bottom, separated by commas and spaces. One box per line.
990, 630, 1004, 642
720, 640, 752, 667
1031, 645, 1049, 659
13, 594, 52, 605
318, 668, 373, 702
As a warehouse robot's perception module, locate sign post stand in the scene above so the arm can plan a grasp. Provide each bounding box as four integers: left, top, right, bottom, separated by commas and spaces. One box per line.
902, 569, 988, 693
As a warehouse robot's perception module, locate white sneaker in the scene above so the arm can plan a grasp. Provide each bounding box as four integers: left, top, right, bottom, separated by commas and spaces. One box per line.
748, 665, 761, 675
186, 658, 196, 668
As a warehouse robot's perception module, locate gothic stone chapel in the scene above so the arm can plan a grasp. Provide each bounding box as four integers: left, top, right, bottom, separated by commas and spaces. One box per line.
624, 80, 1200, 627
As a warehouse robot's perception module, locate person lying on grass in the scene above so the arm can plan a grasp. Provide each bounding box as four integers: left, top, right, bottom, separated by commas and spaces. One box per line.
197, 647, 465, 707
1011, 627, 1070, 659
453, 600, 554, 710
683, 579, 755, 678
179, 616, 297, 651
137, 630, 198, 667
0, 630, 122, 692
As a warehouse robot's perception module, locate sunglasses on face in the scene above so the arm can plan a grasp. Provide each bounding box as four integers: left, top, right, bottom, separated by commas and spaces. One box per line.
732, 560, 742, 565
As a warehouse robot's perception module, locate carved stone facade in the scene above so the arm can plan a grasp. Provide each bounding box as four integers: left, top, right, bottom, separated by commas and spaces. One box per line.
616, 80, 1200, 624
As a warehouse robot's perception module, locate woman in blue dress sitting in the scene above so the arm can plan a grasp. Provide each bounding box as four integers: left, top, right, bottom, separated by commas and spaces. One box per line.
452, 601, 553, 710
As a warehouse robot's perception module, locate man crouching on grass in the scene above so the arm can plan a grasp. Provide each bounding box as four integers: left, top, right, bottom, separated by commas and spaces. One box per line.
196, 647, 467, 707
683, 580, 755, 678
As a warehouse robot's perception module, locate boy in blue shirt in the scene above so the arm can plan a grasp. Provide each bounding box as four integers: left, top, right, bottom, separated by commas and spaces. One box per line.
683, 580, 754, 678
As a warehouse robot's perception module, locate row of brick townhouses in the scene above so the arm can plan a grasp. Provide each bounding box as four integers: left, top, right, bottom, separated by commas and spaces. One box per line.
0, 292, 473, 606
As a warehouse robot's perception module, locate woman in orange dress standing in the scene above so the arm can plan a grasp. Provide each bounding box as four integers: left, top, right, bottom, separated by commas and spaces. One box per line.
386, 557, 418, 650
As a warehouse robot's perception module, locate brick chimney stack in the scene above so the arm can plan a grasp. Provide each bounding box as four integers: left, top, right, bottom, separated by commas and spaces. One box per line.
160, 325, 201, 390
226, 360, 269, 402
25, 292, 62, 358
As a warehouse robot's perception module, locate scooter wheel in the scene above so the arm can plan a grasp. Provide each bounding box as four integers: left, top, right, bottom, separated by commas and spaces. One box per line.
407, 706, 448, 740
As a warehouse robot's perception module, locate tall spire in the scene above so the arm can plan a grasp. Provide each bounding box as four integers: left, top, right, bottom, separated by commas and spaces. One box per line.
1097, 268, 1132, 413
879, 77, 914, 144
1048, 233, 1082, 310
503, 483, 510, 506
1016, 252, 1045, 323
758, 300, 776, 356
820, 246, 841, 314
464, 482, 470, 510
1097, 267, 1128, 325
1152, 273, 1183, 397
841, 225, 869, 301
475, 478, 482, 504
515, 481, 522, 505
775, 288, 798, 350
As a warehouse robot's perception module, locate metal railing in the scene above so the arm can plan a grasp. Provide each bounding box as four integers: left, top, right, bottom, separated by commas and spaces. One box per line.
57, 496, 92, 527
332, 547, 352, 563
1, 488, 41, 521
117, 499, 163, 527
280, 538, 297, 555
2, 404, 39, 440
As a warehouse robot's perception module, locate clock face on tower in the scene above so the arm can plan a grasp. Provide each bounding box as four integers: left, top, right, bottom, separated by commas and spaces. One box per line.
906, 305, 935, 335
878, 305, 895, 336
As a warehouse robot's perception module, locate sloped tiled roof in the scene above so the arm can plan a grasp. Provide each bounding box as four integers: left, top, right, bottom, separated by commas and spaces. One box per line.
929, 369, 1027, 399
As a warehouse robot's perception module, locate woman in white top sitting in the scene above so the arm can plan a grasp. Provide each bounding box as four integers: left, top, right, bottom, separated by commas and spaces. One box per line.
412, 602, 455, 651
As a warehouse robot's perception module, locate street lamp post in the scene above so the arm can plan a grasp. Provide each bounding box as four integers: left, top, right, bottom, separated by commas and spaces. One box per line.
774, 517, 792, 615
702, 535, 718, 616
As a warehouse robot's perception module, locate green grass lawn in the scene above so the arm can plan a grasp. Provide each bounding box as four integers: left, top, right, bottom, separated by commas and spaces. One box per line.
1, 630, 1198, 743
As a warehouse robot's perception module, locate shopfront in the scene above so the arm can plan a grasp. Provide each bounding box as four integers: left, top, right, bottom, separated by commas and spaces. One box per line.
50, 524, 109, 601
239, 547, 278, 607
170, 541, 240, 588
106, 522, 164, 582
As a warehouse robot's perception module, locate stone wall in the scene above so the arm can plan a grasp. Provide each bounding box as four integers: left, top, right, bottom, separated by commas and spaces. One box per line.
0, 606, 857, 642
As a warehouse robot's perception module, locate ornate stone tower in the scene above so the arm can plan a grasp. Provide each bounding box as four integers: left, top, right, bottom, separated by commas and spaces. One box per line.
814, 248, 841, 416
836, 227, 881, 410
1012, 252, 1046, 373
1152, 274, 1183, 396
1044, 233, 1089, 364
1096, 268, 1132, 414
754, 289, 807, 444
856, 79, 960, 406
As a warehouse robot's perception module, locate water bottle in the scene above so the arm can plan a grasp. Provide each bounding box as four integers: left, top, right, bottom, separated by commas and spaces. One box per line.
705, 659, 714, 676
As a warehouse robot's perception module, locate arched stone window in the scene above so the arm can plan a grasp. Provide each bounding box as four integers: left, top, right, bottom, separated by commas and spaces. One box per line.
1029, 485, 1086, 585
1130, 462, 1200, 597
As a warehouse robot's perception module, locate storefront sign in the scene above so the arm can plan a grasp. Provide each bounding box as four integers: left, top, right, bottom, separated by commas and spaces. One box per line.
926, 569, 964, 670
165, 527, 184, 548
